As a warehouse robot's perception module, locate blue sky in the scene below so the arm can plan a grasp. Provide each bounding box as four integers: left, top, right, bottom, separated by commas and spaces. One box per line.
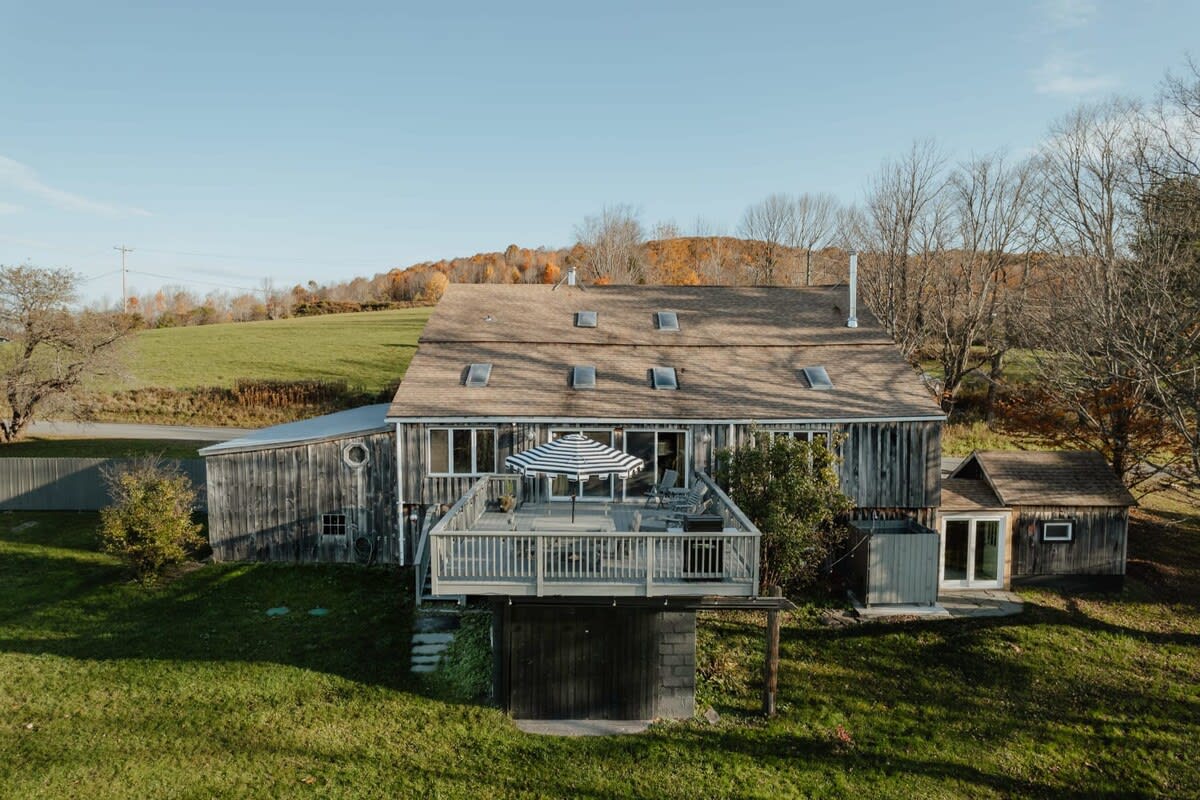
1, 0, 1196, 304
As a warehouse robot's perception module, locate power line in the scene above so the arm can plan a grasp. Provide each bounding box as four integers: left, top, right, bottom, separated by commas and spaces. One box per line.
135, 246, 391, 269
126, 268, 259, 294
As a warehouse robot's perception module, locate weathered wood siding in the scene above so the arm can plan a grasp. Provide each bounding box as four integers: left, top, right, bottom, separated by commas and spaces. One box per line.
1010, 505, 1128, 578
400, 419, 941, 515
205, 430, 398, 564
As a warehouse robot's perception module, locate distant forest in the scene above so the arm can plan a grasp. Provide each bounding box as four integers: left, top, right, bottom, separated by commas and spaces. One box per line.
121, 234, 851, 329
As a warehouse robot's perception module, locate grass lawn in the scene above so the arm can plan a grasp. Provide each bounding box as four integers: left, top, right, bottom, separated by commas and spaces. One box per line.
119, 307, 432, 392
0, 438, 217, 459
2, 511, 1198, 799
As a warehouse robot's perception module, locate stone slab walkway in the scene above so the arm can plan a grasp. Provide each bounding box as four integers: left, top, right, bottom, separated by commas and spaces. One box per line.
514, 719, 652, 736
847, 589, 1024, 621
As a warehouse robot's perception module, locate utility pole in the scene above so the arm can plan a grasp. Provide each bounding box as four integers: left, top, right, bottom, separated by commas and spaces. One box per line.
113, 245, 134, 313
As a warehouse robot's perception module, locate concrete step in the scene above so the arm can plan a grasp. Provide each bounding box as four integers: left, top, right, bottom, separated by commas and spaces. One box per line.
412, 643, 449, 656
411, 663, 438, 673
415, 652, 448, 666
412, 632, 455, 646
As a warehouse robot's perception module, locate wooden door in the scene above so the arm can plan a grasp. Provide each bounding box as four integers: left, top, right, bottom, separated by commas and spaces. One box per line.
506, 606, 659, 720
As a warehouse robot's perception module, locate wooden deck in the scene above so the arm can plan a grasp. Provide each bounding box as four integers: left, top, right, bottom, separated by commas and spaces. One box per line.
422, 475, 761, 599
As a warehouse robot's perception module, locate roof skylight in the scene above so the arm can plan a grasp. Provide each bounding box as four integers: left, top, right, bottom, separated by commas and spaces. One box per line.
575, 311, 598, 328
572, 365, 596, 390
465, 363, 492, 388
655, 311, 680, 331
802, 366, 833, 390
651, 366, 678, 390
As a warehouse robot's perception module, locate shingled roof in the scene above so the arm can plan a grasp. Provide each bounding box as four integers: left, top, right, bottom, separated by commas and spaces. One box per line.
951, 450, 1136, 507
388, 283, 943, 422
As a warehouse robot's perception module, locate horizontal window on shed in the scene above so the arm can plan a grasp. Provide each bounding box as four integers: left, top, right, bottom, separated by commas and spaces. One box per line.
1042, 521, 1073, 542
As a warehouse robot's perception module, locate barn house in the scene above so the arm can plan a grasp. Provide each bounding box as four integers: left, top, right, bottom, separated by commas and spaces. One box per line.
199, 271, 1139, 719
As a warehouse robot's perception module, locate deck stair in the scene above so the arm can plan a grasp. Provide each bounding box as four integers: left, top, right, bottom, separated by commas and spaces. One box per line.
410, 611, 460, 673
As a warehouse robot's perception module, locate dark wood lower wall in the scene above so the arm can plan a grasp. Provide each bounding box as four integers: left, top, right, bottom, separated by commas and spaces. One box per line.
496, 603, 695, 720
1011, 505, 1129, 578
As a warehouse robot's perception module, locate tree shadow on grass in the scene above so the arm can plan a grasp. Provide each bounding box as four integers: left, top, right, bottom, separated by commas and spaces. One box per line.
0, 520, 415, 690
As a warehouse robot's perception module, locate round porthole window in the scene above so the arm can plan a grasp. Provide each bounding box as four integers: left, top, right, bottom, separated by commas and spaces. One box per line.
343, 441, 370, 468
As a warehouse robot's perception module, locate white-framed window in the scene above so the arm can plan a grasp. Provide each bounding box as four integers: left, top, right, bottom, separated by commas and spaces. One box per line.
427, 427, 497, 476
1042, 520, 1074, 542
321, 513, 348, 539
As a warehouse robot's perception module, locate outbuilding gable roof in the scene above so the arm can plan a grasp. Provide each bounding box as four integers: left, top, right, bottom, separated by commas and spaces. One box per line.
951, 450, 1136, 507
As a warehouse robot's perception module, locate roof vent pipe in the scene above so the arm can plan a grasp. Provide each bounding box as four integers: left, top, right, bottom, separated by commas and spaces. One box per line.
846, 250, 859, 329
567, 266, 577, 287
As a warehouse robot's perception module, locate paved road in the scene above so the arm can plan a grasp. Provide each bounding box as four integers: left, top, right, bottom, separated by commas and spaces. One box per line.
28, 420, 253, 441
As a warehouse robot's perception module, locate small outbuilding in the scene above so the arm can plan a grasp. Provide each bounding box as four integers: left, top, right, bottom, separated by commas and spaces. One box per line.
941, 450, 1136, 590
200, 404, 402, 565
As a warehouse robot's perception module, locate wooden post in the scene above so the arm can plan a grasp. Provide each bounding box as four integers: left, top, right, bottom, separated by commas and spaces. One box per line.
763, 585, 782, 717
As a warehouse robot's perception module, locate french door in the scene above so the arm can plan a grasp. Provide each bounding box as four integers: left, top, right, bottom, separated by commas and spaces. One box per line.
940, 516, 1006, 589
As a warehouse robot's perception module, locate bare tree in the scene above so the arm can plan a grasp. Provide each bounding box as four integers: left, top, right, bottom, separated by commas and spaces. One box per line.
1026, 100, 1170, 486
0, 266, 134, 442
792, 193, 839, 286
925, 153, 1039, 412
738, 194, 796, 285
573, 204, 647, 284
856, 140, 948, 359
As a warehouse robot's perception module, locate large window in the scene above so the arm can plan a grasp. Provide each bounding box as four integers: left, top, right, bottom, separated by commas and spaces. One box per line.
624, 430, 686, 499
428, 428, 496, 475
766, 429, 830, 447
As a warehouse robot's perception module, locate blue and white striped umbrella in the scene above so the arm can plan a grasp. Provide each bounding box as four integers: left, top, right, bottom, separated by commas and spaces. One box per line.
505, 433, 645, 481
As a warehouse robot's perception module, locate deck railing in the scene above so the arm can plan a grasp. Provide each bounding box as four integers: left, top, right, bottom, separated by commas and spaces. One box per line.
428, 471, 760, 598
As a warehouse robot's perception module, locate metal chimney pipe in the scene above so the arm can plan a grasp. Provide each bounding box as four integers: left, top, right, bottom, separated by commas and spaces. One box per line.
846, 250, 859, 328
567, 266, 577, 287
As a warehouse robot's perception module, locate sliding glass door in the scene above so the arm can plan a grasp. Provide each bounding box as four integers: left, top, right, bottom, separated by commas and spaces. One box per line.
623, 430, 686, 500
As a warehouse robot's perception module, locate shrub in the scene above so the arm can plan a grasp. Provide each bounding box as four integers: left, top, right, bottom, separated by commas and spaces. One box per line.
98, 457, 205, 585
717, 431, 853, 593
428, 611, 494, 702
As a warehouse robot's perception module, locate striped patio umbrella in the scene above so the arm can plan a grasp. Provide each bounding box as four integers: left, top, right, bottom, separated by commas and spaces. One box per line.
505, 433, 645, 521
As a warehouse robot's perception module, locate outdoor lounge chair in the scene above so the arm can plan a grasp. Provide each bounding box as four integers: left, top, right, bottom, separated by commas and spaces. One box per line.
644, 469, 680, 507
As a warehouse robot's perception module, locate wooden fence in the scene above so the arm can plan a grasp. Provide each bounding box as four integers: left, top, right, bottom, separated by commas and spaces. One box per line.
0, 458, 207, 512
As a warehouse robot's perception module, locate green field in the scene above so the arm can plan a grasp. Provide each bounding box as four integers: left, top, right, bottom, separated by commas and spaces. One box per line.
2, 501, 1197, 799
0, 438, 216, 459
121, 308, 432, 392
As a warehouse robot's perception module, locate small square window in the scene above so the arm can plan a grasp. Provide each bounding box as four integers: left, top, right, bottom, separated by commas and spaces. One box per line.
572, 365, 596, 389
655, 311, 680, 331
465, 363, 492, 387
651, 366, 678, 390
1043, 521, 1073, 542
575, 311, 598, 328
802, 366, 833, 390
321, 513, 347, 538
